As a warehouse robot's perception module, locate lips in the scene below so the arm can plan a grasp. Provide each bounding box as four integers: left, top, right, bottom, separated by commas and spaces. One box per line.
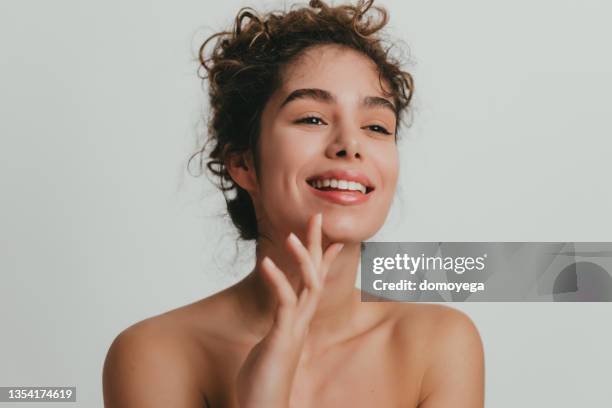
305, 169, 375, 193
305, 168, 375, 205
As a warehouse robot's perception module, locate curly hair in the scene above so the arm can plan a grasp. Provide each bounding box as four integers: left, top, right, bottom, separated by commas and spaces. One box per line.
190, 0, 414, 241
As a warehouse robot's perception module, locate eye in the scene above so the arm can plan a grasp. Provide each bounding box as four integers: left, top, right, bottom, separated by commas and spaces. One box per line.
295, 116, 327, 126
295, 116, 392, 135
364, 124, 392, 135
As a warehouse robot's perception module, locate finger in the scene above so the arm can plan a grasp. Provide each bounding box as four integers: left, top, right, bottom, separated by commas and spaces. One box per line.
306, 213, 323, 264
297, 244, 343, 318
260, 256, 297, 308
321, 242, 344, 280
296, 287, 310, 311
286, 233, 319, 291
295, 288, 319, 330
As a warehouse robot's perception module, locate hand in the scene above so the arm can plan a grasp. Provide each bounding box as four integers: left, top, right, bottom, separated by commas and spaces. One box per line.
235, 213, 344, 408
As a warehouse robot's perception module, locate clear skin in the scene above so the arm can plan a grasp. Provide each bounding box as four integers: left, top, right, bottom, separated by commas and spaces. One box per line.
103, 44, 485, 407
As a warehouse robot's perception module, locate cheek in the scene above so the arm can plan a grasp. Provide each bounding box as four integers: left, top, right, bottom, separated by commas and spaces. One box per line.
261, 126, 321, 165
371, 145, 399, 225
255, 130, 321, 222
374, 144, 399, 199
385, 151, 400, 193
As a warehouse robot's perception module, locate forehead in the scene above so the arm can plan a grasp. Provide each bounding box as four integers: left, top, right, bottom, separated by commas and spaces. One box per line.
278, 44, 391, 96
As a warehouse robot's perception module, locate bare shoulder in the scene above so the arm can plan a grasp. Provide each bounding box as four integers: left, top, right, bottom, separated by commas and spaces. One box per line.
386, 303, 481, 346
387, 303, 484, 408
395, 303, 481, 341
102, 301, 218, 407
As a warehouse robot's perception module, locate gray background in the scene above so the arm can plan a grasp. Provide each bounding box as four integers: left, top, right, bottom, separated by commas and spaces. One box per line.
1, 0, 611, 406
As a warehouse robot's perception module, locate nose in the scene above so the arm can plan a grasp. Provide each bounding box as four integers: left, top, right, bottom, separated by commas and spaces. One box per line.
325, 125, 362, 161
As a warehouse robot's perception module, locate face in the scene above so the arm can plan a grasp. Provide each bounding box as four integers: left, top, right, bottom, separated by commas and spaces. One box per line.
246, 44, 399, 244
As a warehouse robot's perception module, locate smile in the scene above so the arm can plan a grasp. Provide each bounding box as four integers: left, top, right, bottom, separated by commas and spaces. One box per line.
307, 178, 371, 194
305, 170, 375, 205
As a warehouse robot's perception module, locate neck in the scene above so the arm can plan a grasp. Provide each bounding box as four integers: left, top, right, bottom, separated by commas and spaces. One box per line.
235, 237, 362, 355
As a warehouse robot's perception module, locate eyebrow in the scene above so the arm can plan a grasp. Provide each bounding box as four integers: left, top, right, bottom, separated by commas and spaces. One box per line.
279, 88, 397, 117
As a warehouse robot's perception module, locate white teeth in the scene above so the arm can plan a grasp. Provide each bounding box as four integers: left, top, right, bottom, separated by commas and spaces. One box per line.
309, 178, 368, 194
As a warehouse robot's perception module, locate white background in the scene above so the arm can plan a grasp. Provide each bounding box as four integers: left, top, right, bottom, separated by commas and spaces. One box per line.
1, 0, 611, 406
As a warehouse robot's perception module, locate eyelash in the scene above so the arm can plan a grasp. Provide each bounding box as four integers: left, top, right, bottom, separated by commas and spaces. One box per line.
295, 116, 393, 136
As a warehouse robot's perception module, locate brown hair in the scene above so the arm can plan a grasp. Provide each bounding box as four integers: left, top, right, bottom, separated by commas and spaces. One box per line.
191, 0, 414, 241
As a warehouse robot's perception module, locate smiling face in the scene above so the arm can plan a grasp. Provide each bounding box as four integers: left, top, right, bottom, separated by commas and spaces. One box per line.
249, 44, 399, 244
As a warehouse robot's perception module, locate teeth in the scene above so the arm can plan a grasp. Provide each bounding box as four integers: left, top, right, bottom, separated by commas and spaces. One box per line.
309, 178, 368, 194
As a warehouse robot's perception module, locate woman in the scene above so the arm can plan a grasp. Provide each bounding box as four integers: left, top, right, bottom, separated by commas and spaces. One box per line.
102, 0, 484, 406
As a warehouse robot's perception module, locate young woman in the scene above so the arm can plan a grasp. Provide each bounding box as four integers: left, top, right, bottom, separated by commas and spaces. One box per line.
103, 1, 485, 406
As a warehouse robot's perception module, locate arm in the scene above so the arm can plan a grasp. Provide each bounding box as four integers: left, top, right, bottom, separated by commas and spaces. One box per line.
102, 323, 205, 407
417, 309, 485, 408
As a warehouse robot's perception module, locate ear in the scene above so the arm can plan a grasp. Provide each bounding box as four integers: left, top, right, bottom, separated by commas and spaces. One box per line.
225, 149, 258, 194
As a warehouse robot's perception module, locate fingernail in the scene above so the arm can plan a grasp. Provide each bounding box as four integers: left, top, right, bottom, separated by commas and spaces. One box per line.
263, 256, 278, 268
317, 212, 323, 224
288, 232, 299, 244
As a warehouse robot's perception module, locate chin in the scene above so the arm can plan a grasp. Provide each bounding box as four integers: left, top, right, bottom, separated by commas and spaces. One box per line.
322, 215, 381, 244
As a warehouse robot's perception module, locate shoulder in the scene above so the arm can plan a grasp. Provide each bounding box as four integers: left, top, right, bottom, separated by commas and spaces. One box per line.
102, 310, 212, 407
389, 303, 484, 407
388, 303, 481, 345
